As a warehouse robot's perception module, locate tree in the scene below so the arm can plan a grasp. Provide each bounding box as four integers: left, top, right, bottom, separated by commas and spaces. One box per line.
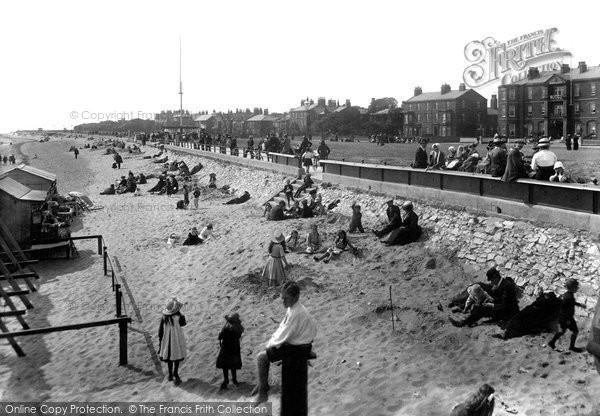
368, 97, 398, 113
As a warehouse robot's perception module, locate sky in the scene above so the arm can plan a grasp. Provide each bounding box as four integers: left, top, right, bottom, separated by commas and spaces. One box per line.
0, 0, 599, 132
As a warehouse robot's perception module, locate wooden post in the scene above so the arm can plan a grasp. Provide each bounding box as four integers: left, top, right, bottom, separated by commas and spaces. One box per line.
97, 237, 102, 255
115, 284, 122, 316
119, 319, 128, 365
103, 246, 108, 275
389, 285, 395, 331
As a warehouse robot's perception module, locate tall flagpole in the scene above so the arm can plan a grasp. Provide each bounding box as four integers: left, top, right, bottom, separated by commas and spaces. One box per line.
179, 36, 183, 137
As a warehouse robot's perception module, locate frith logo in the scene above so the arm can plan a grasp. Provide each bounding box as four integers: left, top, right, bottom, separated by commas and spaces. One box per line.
463, 28, 572, 89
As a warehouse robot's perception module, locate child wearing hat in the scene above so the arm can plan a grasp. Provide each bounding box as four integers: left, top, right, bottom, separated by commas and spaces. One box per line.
261, 231, 289, 286
192, 184, 201, 209
216, 313, 244, 389
282, 179, 295, 207
463, 284, 494, 313
548, 278, 586, 352
158, 297, 187, 384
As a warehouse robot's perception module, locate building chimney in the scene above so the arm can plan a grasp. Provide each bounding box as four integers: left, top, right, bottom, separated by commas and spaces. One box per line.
318, 97, 326, 107
301, 99, 305, 106
459, 83, 466, 91
579, 61, 587, 73
491, 94, 498, 110
346, 99, 351, 107
441, 84, 451, 94
309, 99, 314, 105
264, 108, 268, 115
561, 64, 570, 74
414, 87, 422, 96
527, 67, 540, 80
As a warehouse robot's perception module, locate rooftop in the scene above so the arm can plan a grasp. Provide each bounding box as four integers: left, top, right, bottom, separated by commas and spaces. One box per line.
0, 177, 47, 201
404, 89, 474, 103
0, 164, 57, 182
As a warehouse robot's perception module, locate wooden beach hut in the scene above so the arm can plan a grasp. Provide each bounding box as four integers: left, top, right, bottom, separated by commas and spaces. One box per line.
0, 177, 47, 249
0, 164, 57, 194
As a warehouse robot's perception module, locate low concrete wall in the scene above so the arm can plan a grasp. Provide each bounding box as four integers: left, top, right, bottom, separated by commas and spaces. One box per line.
165, 145, 304, 178
322, 170, 600, 233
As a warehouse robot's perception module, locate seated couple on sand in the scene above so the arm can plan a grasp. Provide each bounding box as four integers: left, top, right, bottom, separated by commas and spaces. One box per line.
180, 224, 214, 246
373, 200, 422, 246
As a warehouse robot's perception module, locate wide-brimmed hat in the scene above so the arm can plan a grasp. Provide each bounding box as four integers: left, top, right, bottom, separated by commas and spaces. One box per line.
538, 138, 551, 147
467, 284, 485, 297
448, 146, 456, 153
225, 313, 241, 324
554, 161, 564, 170
401, 201, 413, 210
272, 231, 285, 243
162, 297, 183, 315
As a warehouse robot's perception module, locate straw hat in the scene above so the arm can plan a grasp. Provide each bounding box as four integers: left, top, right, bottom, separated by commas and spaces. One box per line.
553, 161, 564, 170
272, 231, 285, 243
162, 297, 183, 315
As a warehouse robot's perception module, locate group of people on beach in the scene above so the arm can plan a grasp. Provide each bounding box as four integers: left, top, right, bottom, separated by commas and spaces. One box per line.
411, 135, 587, 184
0, 153, 16, 164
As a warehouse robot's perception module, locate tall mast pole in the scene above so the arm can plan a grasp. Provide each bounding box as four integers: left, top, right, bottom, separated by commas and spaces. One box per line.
179, 36, 183, 136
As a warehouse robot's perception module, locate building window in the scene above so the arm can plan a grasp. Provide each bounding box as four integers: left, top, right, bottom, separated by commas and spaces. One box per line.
476, 113, 481, 123
575, 123, 582, 134
462, 100, 466, 109
574, 84, 580, 97
461, 113, 466, 123
426, 102, 431, 110
555, 105, 563, 116
447, 127, 451, 136
434, 102, 438, 110
527, 105, 532, 116
426, 113, 431, 122
434, 113, 439, 122
417, 114, 422, 122
575, 103, 580, 114
501, 105, 507, 118
509, 89, 516, 100
501, 126, 507, 136
500, 89, 507, 101
509, 105, 515, 117
416, 103, 420, 111
447, 113, 451, 122
527, 87, 533, 99
476, 101, 481, 109
446, 101, 451, 109
509, 124, 516, 136
592, 84, 597, 96
541, 87, 547, 98
592, 103, 597, 114
440, 126, 446, 137
541, 104, 546, 116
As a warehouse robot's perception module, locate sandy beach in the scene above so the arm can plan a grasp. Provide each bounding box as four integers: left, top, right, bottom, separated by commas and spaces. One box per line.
1, 135, 599, 416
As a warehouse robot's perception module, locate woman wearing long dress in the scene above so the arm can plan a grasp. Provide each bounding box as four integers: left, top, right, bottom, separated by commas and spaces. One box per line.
262, 231, 289, 286
158, 297, 187, 385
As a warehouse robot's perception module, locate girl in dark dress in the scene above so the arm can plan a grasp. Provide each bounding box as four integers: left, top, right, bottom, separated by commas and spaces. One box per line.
216, 313, 244, 389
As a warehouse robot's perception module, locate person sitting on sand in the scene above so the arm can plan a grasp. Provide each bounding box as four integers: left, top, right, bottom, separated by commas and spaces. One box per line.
548, 278, 586, 352
449, 267, 519, 328
312, 195, 327, 216
198, 224, 213, 242
182, 227, 201, 246
373, 199, 401, 238
216, 313, 244, 390
251, 281, 317, 403
463, 284, 494, 313
208, 173, 217, 189
285, 230, 300, 252
100, 184, 116, 195
314, 230, 357, 263
117, 175, 127, 189
263, 202, 273, 218
268, 201, 287, 221
158, 297, 187, 385
286, 201, 301, 218
166, 176, 179, 196
299, 199, 314, 218
294, 173, 314, 198
382, 201, 421, 246
450, 384, 495, 416
305, 224, 321, 254
136, 173, 147, 185
148, 176, 166, 194
349, 202, 364, 233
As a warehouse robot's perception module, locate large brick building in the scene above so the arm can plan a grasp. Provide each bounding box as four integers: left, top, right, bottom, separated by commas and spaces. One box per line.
497, 62, 600, 140
402, 83, 488, 139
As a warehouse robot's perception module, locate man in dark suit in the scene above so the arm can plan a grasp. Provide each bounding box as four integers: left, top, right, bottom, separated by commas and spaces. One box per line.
373, 199, 402, 238
501, 139, 527, 183
489, 137, 508, 177
411, 139, 428, 168
449, 267, 519, 327
426, 143, 445, 170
